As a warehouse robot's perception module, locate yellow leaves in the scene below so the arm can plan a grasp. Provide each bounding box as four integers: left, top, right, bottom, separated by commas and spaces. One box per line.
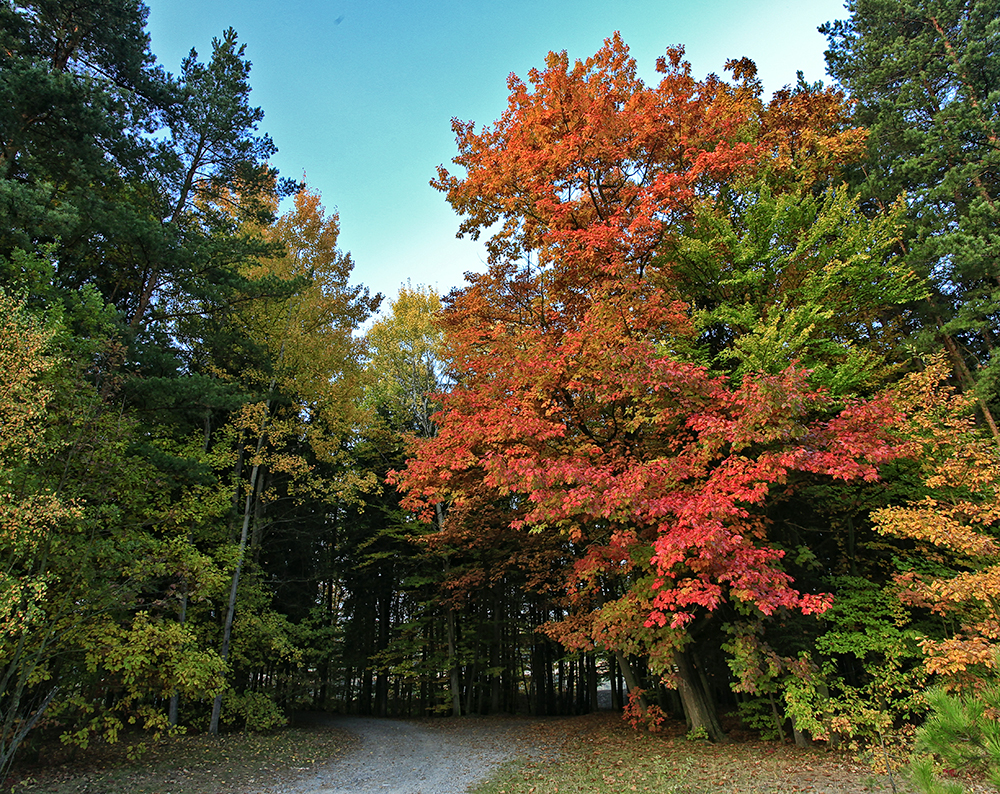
924, 566, 1000, 609
234, 183, 374, 407
0, 573, 49, 640
0, 294, 84, 658
921, 636, 997, 678
873, 356, 1000, 685
0, 490, 79, 555
364, 283, 446, 437
873, 502, 999, 557
85, 612, 227, 699
0, 292, 54, 459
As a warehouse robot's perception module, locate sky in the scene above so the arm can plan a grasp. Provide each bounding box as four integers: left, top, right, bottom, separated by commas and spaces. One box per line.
143, 0, 851, 313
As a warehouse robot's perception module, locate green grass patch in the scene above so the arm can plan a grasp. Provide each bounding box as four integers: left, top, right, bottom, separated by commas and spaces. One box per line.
8, 722, 357, 794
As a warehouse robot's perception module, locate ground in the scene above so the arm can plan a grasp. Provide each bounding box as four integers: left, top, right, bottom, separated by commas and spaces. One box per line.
6, 712, 984, 794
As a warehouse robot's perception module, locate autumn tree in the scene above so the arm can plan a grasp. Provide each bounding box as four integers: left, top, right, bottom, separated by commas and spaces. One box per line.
0, 0, 385, 762
658, 73, 929, 742
401, 34, 906, 740
856, 357, 1000, 791
202, 185, 378, 732
0, 294, 75, 781
872, 357, 1000, 688
366, 284, 446, 436
0, 282, 231, 777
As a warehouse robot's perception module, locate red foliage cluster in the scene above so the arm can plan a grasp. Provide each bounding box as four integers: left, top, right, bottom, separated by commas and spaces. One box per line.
397, 34, 898, 661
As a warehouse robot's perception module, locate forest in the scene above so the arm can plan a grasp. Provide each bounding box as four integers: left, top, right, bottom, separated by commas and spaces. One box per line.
1, 0, 999, 790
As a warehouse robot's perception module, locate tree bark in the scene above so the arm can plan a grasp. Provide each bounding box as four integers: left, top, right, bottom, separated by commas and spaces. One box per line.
210, 402, 271, 735
445, 608, 462, 717
671, 648, 727, 742
614, 651, 648, 711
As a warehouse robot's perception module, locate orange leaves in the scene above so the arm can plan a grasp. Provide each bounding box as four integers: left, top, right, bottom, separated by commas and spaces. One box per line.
759, 82, 867, 187
434, 33, 768, 284
872, 357, 1000, 686
405, 33, 909, 666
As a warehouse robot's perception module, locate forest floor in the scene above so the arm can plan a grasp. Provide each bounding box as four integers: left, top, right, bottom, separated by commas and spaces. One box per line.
5, 711, 990, 794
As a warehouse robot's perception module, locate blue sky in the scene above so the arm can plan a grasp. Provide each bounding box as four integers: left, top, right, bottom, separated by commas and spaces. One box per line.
144, 0, 850, 311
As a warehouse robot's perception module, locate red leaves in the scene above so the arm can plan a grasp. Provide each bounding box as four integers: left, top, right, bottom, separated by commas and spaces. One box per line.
404, 33, 900, 661
403, 317, 900, 633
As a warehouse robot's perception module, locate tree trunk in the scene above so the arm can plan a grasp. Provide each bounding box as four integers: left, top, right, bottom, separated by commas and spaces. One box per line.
587, 654, 599, 713
210, 403, 270, 735
446, 608, 462, 717
609, 653, 622, 710
614, 651, 648, 710
672, 648, 726, 742
375, 588, 391, 717
435, 503, 462, 717
490, 603, 502, 714
168, 585, 188, 726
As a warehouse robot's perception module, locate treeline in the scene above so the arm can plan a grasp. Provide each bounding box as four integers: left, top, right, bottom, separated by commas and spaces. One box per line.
2, 0, 999, 790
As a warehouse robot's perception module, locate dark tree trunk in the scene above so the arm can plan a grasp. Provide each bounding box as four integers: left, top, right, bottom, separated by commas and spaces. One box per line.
672, 648, 727, 742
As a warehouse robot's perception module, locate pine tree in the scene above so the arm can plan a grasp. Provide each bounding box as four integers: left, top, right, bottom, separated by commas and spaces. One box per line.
822, 0, 1000, 437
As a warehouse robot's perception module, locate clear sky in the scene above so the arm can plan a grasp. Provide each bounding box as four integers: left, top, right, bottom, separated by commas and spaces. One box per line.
143, 0, 851, 311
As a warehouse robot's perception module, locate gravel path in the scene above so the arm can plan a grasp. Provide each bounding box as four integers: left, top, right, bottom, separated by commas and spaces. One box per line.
273, 715, 551, 794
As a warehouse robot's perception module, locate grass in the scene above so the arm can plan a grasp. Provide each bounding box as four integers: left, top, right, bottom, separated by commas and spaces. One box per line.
6, 721, 357, 794
470, 714, 908, 794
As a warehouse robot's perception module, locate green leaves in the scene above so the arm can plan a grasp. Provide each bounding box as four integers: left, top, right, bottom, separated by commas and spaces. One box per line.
671, 182, 924, 392
823, 0, 1000, 420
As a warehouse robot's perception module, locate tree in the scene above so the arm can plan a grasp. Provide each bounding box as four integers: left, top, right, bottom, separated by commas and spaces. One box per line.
366, 284, 446, 437
0, 284, 228, 776
0, 0, 165, 257
364, 284, 471, 716
909, 683, 1000, 794
822, 0, 1000, 437
0, 0, 378, 759
667, 182, 924, 394
872, 357, 1000, 689
401, 34, 907, 740
205, 185, 378, 732
0, 293, 75, 780
126, 26, 295, 335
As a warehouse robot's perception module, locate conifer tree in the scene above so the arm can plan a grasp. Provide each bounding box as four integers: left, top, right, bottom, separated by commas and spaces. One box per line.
822, 0, 1000, 437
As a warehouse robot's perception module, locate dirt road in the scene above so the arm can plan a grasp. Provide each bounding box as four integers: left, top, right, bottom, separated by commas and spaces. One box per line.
272, 715, 552, 794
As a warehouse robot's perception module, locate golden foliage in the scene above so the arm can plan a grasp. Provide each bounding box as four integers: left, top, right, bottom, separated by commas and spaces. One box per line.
872, 356, 1000, 687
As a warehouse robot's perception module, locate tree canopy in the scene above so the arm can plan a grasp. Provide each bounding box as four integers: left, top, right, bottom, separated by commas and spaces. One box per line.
2, 1, 1000, 787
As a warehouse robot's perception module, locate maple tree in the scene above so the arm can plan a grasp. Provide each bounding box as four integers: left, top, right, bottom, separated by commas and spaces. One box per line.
369, 286, 579, 719
402, 34, 907, 739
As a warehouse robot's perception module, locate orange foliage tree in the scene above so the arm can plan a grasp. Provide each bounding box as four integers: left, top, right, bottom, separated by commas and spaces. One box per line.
400, 34, 905, 739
